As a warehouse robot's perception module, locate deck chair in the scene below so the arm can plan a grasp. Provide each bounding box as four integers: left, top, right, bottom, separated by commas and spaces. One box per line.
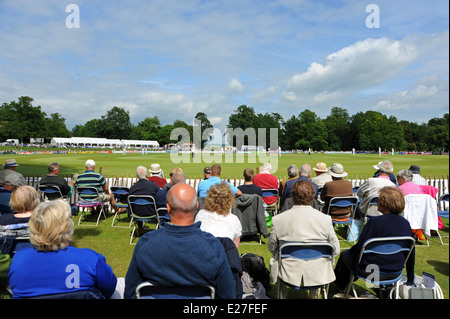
135, 282, 215, 299
38, 185, 64, 201
76, 186, 107, 227
402, 194, 442, 246
128, 195, 159, 245
344, 236, 415, 299
277, 242, 336, 299
325, 196, 358, 244
110, 186, 130, 228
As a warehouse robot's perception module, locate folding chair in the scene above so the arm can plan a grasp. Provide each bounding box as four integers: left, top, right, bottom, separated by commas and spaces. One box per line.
110, 186, 130, 228
438, 193, 449, 219
344, 236, 415, 299
325, 196, 358, 244
261, 188, 279, 217
128, 195, 160, 245
76, 187, 107, 227
135, 282, 215, 299
277, 242, 336, 299
38, 185, 64, 201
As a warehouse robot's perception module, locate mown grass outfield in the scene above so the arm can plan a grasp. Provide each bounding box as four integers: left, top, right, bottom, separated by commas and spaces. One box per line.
1, 151, 449, 299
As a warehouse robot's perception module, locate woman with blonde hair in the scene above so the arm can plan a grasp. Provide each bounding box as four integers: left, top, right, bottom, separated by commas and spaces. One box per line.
195, 182, 242, 248
8, 200, 120, 299
0, 185, 39, 225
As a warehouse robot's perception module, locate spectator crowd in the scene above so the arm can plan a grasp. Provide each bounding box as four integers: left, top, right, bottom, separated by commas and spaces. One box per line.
0, 157, 446, 299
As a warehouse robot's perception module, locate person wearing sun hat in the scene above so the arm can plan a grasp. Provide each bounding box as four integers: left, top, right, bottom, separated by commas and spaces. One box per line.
320, 163, 354, 221
311, 162, 332, 187
147, 163, 167, 188
0, 159, 26, 187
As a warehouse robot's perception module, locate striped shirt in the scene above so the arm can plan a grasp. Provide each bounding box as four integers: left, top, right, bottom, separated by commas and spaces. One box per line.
75, 170, 106, 200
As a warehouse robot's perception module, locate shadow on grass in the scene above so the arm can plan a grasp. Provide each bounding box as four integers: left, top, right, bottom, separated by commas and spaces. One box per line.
427, 260, 449, 277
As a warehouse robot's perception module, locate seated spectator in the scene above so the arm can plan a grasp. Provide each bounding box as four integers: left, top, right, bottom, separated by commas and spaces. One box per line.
38, 162, 74, 200
147, 163, 167, 189
269, 180, 340, 299
253, 163, 279, 205
397, 169, 424, 196
237, 168, 262, 196
74, 159, 115, 208
357, 160, 395, 218
8, 200, 121, 299
0, 186, 40, 226
373, 161, 397, 184
155, 172, 187, 219
162, 167, 183, 191
281, 164, 319, 207
197, 164, 242, 198
129, 166, 160, 235
0, 176, 21, 216
320, 163, 354, 221
278, 165, 298, 201
311, 162, 332, 188
334, 187, 415, 298
124, 183, 236, 299
409, 165, 427, 185
0, 159, 26, 188
202, 166, 212, 180
195, 183, 242, 248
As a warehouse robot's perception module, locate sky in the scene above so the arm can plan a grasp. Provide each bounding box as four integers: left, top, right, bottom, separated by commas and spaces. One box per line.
0, 0, 448, 137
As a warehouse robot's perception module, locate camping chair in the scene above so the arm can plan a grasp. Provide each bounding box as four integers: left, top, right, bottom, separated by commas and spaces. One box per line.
110, 186, 130, 228
344, 236, 415, 299
325, 196, 358, 244
277, 242, 336, 299
128, 195, 160, 245
402, 194, 442, 246
76, 186, 107, 227
38, 185, 64, 201
135, 282, 215, 299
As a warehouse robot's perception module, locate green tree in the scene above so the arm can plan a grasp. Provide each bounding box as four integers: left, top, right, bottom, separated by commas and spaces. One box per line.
193, 112, 213, 149
0, 96, 47, 143
323, 107, 352, 151
294, 109, 328, 150
98, 106, 133, 139
45, 113, 70, 138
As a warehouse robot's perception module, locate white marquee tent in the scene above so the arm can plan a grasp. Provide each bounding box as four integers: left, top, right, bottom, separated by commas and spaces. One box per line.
50, 137, 159, 148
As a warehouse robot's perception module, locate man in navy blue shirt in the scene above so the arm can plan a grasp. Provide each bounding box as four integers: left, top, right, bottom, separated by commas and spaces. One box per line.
124, 183, 236, 299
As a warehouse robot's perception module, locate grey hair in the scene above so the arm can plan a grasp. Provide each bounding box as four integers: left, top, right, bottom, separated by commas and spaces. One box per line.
171, 172, 186, 185
299, 164, 312, 177
136, 166, 148, 179
287, 164, 298, 178
397, 169, 413, 182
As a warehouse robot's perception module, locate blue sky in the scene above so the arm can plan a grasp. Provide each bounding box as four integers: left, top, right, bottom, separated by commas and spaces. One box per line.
0, 0, 448, 133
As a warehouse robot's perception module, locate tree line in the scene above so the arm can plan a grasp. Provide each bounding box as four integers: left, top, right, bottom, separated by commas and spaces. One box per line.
0, 96, 448, 152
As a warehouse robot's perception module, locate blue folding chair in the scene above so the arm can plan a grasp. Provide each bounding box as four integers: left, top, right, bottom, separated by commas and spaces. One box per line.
277, 242, 336, 299
38, 185, 64, 201
325, 196, 358, 244
261, 188, 279, 215
344, 236, 415, 299
128, 195, 160, 245
76, 186, 107, 227
438, 193, 449, 219
110, 186, 130, 228
135, 282, 215, 299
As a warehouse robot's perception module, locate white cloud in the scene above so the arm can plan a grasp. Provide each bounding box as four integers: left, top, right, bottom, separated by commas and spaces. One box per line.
228, 78, 244, 92
282, 37, 419, 107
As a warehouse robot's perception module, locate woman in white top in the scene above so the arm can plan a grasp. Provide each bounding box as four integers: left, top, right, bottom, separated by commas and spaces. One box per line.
195, 182, 242, 248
